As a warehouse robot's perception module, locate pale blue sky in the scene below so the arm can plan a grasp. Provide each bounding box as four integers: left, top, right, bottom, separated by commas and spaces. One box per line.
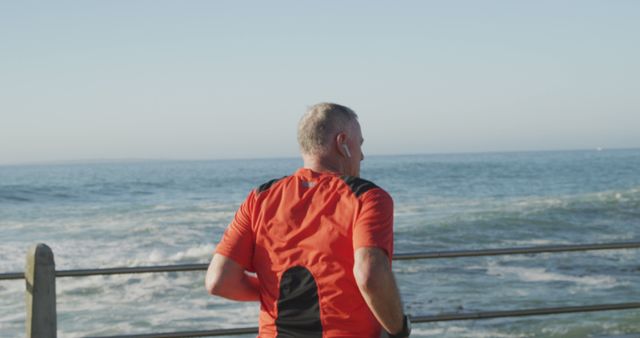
1, 1, 639, 165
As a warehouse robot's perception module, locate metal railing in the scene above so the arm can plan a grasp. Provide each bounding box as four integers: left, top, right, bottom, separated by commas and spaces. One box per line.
86, 302, 640, 338
2, 241, 640, 337
3, 241, 639, 281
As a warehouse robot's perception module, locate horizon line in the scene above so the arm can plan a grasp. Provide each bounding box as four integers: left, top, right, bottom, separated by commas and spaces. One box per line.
2, 146, 638, 168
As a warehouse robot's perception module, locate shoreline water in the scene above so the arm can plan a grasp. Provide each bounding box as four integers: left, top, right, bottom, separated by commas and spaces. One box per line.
1, 149, 639, 337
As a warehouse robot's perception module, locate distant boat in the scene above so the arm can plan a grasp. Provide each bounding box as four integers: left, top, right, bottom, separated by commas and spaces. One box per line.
596, 147, 603, 151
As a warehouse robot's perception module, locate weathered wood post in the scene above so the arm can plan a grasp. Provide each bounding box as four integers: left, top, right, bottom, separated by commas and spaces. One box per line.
25, 243, 57, 338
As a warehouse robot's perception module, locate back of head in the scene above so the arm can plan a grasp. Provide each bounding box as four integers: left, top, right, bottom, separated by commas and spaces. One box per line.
298, 103, 359, 156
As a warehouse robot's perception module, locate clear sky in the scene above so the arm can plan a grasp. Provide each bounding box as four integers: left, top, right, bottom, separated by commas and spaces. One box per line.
1, 1, 639, 165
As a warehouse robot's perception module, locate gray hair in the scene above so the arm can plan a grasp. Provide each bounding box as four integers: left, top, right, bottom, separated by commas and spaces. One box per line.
297, 102, 359, 155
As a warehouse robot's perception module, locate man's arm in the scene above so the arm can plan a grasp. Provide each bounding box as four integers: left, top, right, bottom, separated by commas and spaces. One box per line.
205, 253, 260, 301
353, 247, 405, 335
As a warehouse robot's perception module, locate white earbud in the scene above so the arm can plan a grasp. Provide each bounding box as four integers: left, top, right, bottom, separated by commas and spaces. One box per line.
342, 144, 352, 158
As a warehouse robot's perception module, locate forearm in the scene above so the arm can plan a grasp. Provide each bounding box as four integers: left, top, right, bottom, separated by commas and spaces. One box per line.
357, 272, 404, 333
354, 248, 405, 334
205, 254, 260, 301
216, 272, 260, 301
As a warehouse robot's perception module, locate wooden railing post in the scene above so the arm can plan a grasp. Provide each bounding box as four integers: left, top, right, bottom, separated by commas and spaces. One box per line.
25, 243, 57, 338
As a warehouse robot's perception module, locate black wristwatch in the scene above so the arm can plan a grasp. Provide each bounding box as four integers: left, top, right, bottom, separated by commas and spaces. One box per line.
388, 315, 411, 338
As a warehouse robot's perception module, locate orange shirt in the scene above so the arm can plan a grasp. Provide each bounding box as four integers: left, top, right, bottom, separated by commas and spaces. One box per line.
216, 168, 394, 338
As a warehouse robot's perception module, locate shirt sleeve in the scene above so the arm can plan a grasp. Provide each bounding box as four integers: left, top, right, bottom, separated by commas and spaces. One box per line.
215, 190, 256, 271
352, 188, 394, 260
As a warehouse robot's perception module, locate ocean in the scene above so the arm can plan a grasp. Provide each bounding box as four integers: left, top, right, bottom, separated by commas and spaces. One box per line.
1, 149, 639, 337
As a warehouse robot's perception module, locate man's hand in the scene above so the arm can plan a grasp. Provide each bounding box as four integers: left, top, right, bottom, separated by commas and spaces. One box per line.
353, 247, 405, 335
205, 253, 260, 301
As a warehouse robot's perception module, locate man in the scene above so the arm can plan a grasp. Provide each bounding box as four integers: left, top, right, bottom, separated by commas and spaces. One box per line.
206, 103, 410, 337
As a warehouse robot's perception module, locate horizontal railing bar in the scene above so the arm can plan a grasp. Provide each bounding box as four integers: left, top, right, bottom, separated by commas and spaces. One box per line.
393, 241, 640, 260
56, 263, 209, 278
0, 272, 24, 280
412, 301, 640, 323
2, 241, 640, 280
86, 302, 640, 338
0, 263, 209, 280
85, 326, 259, 338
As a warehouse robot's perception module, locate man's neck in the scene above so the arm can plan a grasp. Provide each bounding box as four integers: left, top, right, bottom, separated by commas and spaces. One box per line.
302, 155, 344, 175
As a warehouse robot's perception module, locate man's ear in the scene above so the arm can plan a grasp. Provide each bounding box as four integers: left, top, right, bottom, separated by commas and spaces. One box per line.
335, 132, 347, 144
335, 132, 348, 156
